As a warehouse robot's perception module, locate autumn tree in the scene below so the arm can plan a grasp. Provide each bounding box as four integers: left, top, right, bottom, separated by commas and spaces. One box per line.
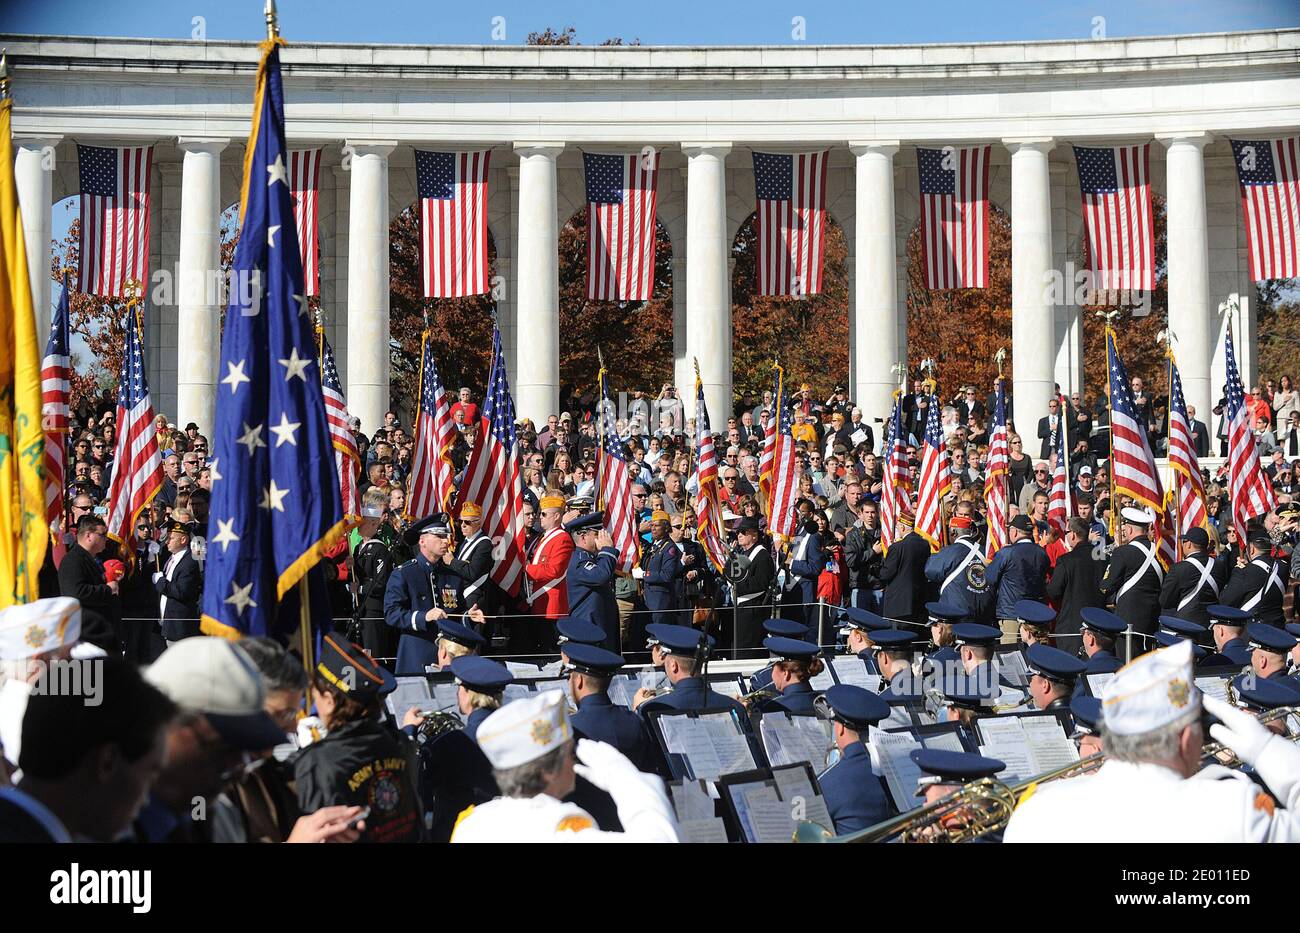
50, 218, 128, 409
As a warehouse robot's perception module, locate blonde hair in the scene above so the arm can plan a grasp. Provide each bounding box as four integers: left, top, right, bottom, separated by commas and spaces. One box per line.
464, 688, 501, 711
438, 637, 473, 661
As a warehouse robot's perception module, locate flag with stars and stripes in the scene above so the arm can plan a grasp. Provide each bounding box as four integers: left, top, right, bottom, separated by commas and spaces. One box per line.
42, 284, 72, 544
766, 363, 799, 546
584, 151, 660, 301
1047, 393, 1072, 536
77, 143, 153, 298
983, 377, 1010, 560
319, 331, 360, 523
692, 373, 728, 574
1166, 357, 1209, 538
752, 150, 829, 297
200, 39, 346, 639
1229, 137, 1300, 282
880, 396, 912, 553
1107, 331, 1176, 566
917, 145, 991, 289
104, 306, 163, 557
758, 366, 781, 504
407, 329, 456, 520
596, 368, 639, 574
1074, 144, 1154, 292
453, 325, 525, 597
1222, 323, 1276, 543
289, 148, 322, 296
913, 392, 951, 551
416, 149, 491, 298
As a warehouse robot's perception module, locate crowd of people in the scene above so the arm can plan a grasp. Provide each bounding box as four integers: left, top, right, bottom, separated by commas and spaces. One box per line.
1, 364, 1298, 845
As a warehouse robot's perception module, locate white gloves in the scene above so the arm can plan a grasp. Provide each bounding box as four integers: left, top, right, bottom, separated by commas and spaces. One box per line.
297, 715, 327, 748
1203, 695, 1273, 768
631, 567, 646, 580
147, 541, 161, 556
152, 572, 163, 584
573, 738, 679, 842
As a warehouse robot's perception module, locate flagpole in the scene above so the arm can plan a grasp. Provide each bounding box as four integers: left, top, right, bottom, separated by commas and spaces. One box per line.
1098, 310, 1121, 541
1164, 341, 1181, 554
1059, 387, 1073, 518
595, 347, 606, 512
994, 348, 1008, 548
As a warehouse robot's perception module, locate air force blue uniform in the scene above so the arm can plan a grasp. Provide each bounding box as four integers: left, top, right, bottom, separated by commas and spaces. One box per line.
818, 744, 893, 834
642, 538, 683, 627
566, 546, 622, 651
985, 539, 1050, 620
572, 693, 661, 774
383, 555, 468, 675
782, 530, 824, 627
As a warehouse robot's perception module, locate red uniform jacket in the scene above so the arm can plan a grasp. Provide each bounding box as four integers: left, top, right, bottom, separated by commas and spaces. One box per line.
524, 527, 573, 620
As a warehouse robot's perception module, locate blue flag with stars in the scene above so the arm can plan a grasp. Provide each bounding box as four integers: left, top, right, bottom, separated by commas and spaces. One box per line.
201, 39, 345, 639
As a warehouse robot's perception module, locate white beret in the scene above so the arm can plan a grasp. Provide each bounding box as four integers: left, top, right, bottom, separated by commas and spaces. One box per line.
1120, 506, 1155, 526
1101, 639, 1199, 736
0, 598, 82, 660
477, 691, 572, 770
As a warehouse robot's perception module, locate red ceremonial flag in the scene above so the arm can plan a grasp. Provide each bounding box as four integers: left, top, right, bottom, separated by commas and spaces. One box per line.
319, 332, 361, 523
1222, 323, 1276, 542
596, 368, 640, 574
691, 371, 728, 574
1166, 357, 1209, 537
913, 393, 951, 552
408, 331, 457, 521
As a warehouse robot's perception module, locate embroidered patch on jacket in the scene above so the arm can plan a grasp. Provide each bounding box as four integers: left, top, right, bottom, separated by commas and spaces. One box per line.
556, 816, 593, 833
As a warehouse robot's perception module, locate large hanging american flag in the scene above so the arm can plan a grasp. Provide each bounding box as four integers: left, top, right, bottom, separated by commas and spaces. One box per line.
752, 150, 829, 297
200, 39, 346, 639
913, 392, 951, 552
453, 325, 525, 597
584, 151, 660, 301
1222, 322, 1276, 543
41, 284, 72, 539
917, 145, 991, 289
983, 377, 1010, 560
1165, 356, 1208, 538
77, 144, 153, 297
595, 368, 639, 574
1047, 393, 1072, 536
319, 331, 361, 524
1107, 330, 1176, 566
289, 149, 322, 296
1075, 144, 1154, 292
766, 362, 799, 546
416, 149, 491, 298
407, 330, 456, 520
1229, 137, 1300, 282
880, 397, 912, 553
691, 370, 728, 574
104, 306, 163, 558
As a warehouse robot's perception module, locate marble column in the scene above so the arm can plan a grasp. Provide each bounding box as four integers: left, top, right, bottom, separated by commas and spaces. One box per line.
849, 142, 901, 425
14, 136, 61, 339
682, 143, 732, 422
1005, 138, 1056, 431
345, 141, 396, 435
513, 143, 564, 424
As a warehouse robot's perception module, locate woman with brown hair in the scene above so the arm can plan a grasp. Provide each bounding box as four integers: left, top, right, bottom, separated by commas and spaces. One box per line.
756, 637, 827, 716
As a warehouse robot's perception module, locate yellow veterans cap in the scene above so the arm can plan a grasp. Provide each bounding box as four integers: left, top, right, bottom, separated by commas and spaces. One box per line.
539, 494, 565, 510
460, 502, 483, 520
651, 510, 671, 523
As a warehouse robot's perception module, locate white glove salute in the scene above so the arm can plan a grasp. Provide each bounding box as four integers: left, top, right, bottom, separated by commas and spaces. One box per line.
631, 567, 646, 580
572, 739, 679, 842
1203, 694, 1300, 805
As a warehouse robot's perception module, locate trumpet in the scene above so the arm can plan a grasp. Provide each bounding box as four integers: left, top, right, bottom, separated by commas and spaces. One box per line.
1201, 705, 1300, 768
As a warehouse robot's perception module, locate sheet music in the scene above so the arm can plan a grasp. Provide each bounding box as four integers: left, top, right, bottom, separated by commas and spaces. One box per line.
677, 818, 730, 843
504, 661, 543, 676
701, 712, 756, 776
771, 766, 832, 831
761, 714, 834, 769
995, 651, 1030, 687
606, 674, 640, 708
920, 730, 966, 753
711, 678, 745, 701
431, 682, 460, 712
870, 730, 924, 812
1020, 715, 1080, 772
974, 717, 1034, 782
502, 683, 534, 704
537, 660, 565, 677
829, 656, 881, 691
1087, 673, 1115, 698
384, 677, 432, 722
668, 779, 716, 823
1194, 676, 1229, 704
809, 666, 836, 691
734, 783, 792, 844
880, 703, 915, 731
641, 670, 669, 694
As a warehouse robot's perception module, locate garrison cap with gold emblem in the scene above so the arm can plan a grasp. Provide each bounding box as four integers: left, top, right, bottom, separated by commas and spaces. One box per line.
1101, 639, 1199, 736
460, 502, 483, 520
317, 635, 396, 700
0, 597, 82, 660
477, 690, 573, 770
539, 493, 566, 511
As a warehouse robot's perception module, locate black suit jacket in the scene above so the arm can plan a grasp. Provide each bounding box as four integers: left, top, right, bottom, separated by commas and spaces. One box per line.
1037, 415, 1065, 461
1046, 542, 1105, 638
1190, 419, 1211, 458
156, 550, 203, 641
56, 543, 120, 652
879, 532, 932, 625
0, 792, 63, 843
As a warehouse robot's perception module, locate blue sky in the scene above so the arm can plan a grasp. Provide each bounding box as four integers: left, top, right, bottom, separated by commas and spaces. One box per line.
3, 0, 1298, 45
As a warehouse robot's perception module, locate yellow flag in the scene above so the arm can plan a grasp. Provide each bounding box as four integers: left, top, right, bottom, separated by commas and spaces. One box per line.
0, 92, 48, 605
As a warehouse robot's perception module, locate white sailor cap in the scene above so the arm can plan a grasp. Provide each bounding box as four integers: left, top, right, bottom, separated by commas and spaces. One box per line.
0, 597, 82, 660
1120, 506, 1155, 526
1101, 640, 1199, 736
477, 690, 573, 770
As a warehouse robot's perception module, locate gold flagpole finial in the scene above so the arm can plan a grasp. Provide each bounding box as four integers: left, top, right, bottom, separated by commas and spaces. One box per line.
265, 0, 279, 40
0, 50, 10, 101
994, 347, 1007, 378
693, 357, 701, 381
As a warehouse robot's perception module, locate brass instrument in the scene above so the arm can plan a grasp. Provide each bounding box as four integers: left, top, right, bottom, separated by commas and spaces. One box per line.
739, 687, 777, 709
1201, 705, 1300, 768
415, 709, 465, 743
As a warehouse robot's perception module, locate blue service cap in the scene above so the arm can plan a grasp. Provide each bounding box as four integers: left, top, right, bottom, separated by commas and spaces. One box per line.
1158, 616, 1208, 640
564, 511, 606, 534
436, 617, 486, 650
1247, 622, 1297, 654
869, 629, 916, 651
1155, 631, 1208, 658
1080, 607, 1127, 636
910, 749, 1006, 795
951, 622, 1001, 647
1025, 643, 1086, 682
1015, 600, 1056, 625
840, 606, 892, 632
941, 680, 999, 711
404, 512, 453, 546
763, 618, 811, 638
1207, 605, 1251, 626
815, 684, 890, 728
654, 624, 715, 656
925, 601, 967, 623
644, 622, 672, 647
1070, 695, 1103, 736
763, 636, 821, 662
1231, 674, 1300, 711
556, 617, 607, 645
449, 655, 515, 692
1286, 623, 1300, 639
561, 642, 626, 676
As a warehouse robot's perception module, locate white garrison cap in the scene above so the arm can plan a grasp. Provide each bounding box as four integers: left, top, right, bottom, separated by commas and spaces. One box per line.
477, 691, 572, 770
1101, 640, 1199, 736
1120, 506, 1155, 526
0, 597, 82, 660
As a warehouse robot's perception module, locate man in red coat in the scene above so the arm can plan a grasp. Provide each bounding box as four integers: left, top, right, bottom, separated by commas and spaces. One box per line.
521, 493, 573, 651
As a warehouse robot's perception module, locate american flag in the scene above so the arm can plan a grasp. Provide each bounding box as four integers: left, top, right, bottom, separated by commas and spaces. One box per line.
105, 306, 163, 557
880, 397, 912, 553
1107, 331, 1176, 566
453, 326, 525, 597
407, 331, 456, 520
766, 363, 799, 545
752, 150, 829, 297
41, 284, 71, 539
758, 367, 781, 503
77, 144, 153, 298
1047, 393, 1072, 536
913, 393, 951, 551
584, 152, 660, 301
1229, 137, 1300, 281
290, 149, 322, 297
595, 369, 639, 574
1075, 145, 1154, 292
691, 372, 728, 574
1166, 357, 1208, 537
416, 149, 491, 298
984, 378, 1010, 560
319, 332, 361, 523
917, 145, 991, 289
1222, 323, 1276, 543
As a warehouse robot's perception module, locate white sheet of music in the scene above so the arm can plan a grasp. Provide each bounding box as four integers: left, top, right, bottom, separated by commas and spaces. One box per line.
995, 651, 1030, 686
1195, 676, 1229, 703
384, 677, 432, 722
772, 767, 833, 831
678, 818, 730, 843
730, 782, 792, 843
880, 703, 915, 731
701, 712, 756, 776
432, 683, 460, 712
919, 730, 966, 753
761, 714, 834, 769
669, 779, 715, 823
975, 717, 1035, 782
1087, 673, 1115, 698
870, 730, 924, 812
1020, 715, 1080, 771
809, 667, 836, 691
502, 683, 534, 704
829, 656, 880, 691
712, 678, 745, 700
